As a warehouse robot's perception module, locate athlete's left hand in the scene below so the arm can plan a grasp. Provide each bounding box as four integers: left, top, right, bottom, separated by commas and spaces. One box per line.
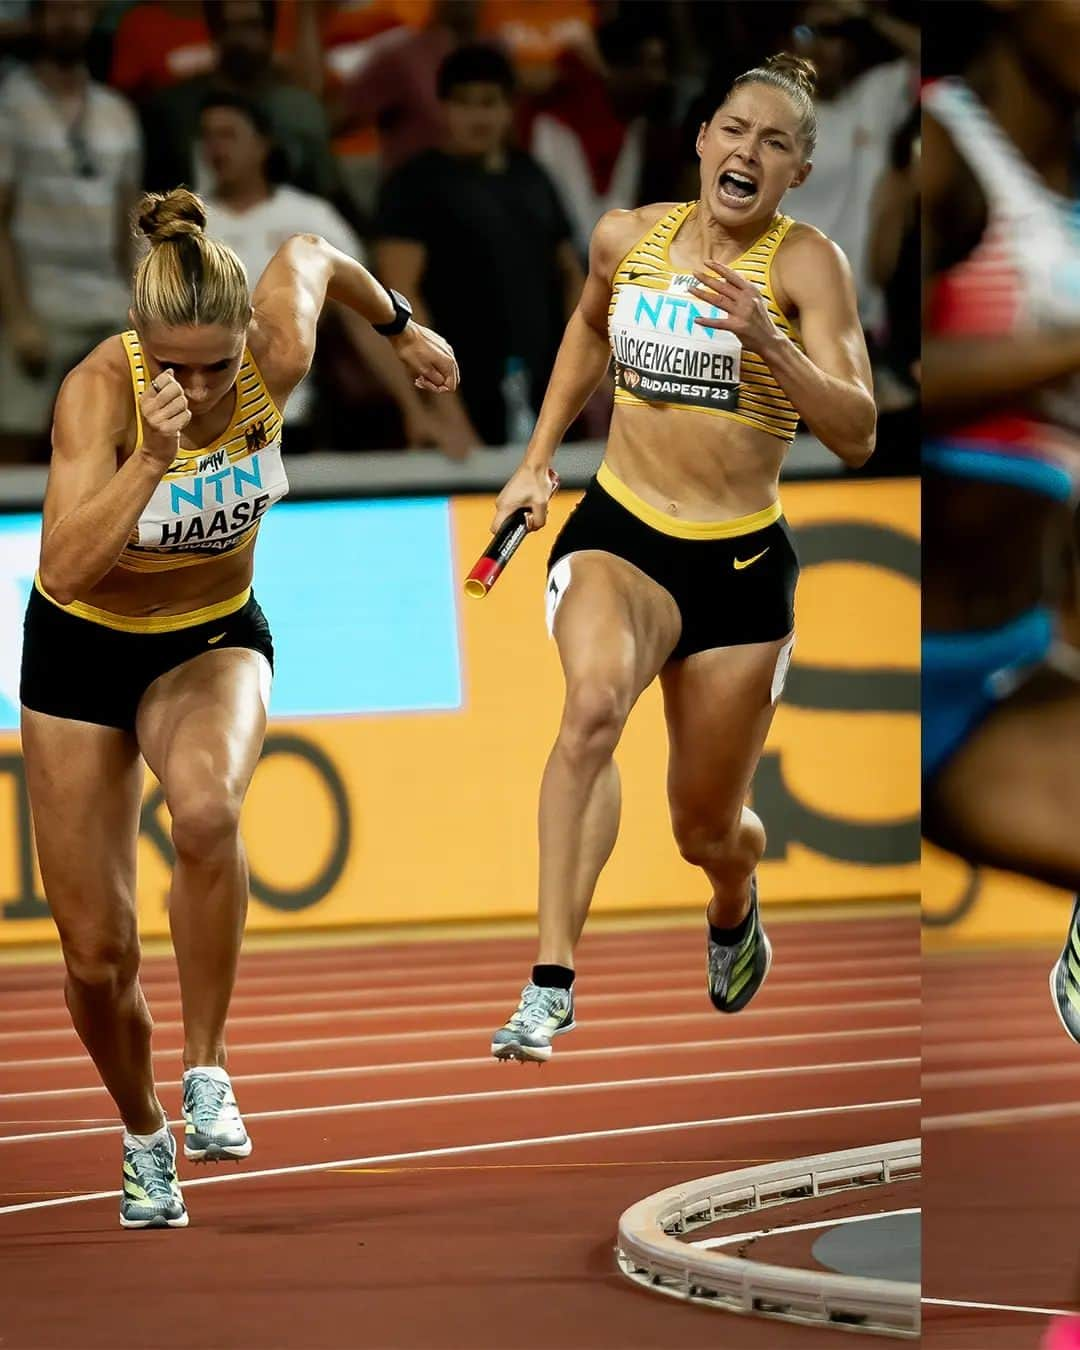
689, 262, 783, 357
389, 321, 460, 393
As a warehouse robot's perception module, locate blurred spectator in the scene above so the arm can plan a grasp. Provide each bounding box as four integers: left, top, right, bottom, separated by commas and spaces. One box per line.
109, 1, 323, 108
0, 0, 32, 82
865, 98, 919, 473
144, 0, 339, 201
319, 0, 436, 81
109, 1, 215, 106
0, 0, 28, 40
868, 100, 919, 387
480, 0, 599, 95
781, 0, 917, 329
0, 0, 141, 462
334, 0, 480, 178
374, 43, 584, 448
198, 90, 464, 457
526, 13, 679, 258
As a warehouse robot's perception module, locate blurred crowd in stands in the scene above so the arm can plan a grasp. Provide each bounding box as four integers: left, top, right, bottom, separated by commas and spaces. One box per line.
0, 0, 918, 469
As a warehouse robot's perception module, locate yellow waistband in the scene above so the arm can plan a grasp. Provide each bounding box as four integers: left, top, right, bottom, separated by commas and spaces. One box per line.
596, 462, 782, 540
34, 577, 252, 634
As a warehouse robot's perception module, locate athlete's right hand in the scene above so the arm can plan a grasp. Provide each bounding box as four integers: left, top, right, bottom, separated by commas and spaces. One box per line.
139, 369, 191, 466
491, 463, 557, 535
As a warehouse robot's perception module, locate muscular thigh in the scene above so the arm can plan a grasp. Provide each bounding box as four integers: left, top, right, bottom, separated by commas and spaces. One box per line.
549, 550, 681, 697
662, 636, 790, 826
20, 709, 143, 946
136, 648, 270, 805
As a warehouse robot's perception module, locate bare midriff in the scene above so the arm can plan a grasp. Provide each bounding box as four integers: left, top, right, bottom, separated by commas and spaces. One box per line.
69, 547, 256, 619
604, 399, 787, 522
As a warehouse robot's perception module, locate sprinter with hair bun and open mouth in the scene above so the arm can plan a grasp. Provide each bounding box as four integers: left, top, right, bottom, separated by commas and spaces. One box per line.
488, 53, 877, 1063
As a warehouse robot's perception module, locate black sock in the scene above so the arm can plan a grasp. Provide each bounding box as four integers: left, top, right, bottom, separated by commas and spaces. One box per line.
709, 907, 753, 946
532, 963, 575, 990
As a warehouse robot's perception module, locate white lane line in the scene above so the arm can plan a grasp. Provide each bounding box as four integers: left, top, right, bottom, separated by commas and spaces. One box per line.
922, 1064, 1080, 1089
0, 1022, 919, 1074
3, 948, 916, 993
692, 1207, 919, 1250
0, 1097, 920, 1218
923, 996, 1062, 1018
0, 974, 919, 1032
0, 1057, 919, 1140
0, 1054, 919, 1108
0, 951, 920, 1016
0, 1119, 115, 1127
924, 998, 1056, 1015
924, 950, 1055, 964
922, 1016, 1063, 1042
0, 945, 912, 1009
923, 1100, 1080, 1130
0, 995, 919, 1047
922, 1297, 1078, 1319
922, 1037, 1077, 1063
0, 930, 910, 984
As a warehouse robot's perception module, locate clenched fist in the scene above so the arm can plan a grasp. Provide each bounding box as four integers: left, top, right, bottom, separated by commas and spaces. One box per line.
139, 369, 191, 467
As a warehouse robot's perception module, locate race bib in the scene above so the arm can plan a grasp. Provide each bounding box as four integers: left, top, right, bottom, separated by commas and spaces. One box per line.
134, 438, 289, 556
610, 277, 742, 412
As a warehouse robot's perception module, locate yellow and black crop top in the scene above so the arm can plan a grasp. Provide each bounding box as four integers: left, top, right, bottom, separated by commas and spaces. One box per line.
608, 201, 802, 442
115, 330, 289, 573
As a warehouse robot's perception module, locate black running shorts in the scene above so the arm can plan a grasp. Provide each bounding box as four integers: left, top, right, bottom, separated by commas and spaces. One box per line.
546, 473, 798, 661
20, 586, 274, 731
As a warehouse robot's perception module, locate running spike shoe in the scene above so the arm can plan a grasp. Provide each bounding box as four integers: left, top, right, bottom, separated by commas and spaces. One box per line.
707, 873, 772, 1013
1050, 895, 1080, 1044
119, 1129, 188, 1229
491, 982, 575, 1062
182, 1069, 252, 1161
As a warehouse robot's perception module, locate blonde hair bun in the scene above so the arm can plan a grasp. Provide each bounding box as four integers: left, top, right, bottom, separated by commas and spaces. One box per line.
136, 188, 207, 246
761, 52, 818, 101
726, 51, 819, 157
130, 184, 249, 330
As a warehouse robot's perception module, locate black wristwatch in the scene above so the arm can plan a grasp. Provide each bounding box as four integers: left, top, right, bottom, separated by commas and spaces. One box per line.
372, 286, 413, 337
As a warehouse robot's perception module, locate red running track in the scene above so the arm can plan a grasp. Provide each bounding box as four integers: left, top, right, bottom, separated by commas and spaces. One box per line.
923, 948, 1080, 1349
0, 913, 918, 1350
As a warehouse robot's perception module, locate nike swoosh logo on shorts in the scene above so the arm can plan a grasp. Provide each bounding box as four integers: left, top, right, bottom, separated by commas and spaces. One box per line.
207, 633, 226, 645
733, 548, 769, 571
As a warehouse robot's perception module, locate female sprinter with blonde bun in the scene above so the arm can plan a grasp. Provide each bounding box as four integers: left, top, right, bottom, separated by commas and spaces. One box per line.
488, 54, 876, 1061
20, 187, 457, 1226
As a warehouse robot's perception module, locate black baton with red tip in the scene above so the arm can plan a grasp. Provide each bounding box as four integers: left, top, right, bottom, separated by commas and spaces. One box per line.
464, 470, 559, 598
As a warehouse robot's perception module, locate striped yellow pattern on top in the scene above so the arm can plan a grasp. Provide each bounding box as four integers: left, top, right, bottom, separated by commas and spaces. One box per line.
118, 331, 284, 572
609, 202, 802, 442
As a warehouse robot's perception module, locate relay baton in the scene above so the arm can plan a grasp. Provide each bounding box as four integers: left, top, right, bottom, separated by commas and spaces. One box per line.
464, 470, 559, 598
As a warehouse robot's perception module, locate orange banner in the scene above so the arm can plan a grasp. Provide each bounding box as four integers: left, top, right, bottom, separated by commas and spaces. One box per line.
0, 478, 918, 945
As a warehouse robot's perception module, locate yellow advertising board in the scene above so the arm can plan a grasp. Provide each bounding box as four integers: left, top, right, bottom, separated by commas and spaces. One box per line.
0, 478, 917, 944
